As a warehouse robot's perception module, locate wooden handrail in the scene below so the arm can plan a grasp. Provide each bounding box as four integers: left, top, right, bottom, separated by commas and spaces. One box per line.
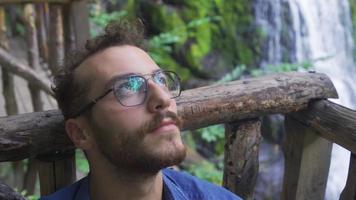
291, 100, 356, 154
0, 72, 337, 162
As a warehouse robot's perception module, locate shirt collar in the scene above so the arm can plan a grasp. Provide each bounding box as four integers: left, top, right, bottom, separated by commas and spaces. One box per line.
73, 169, 188, 200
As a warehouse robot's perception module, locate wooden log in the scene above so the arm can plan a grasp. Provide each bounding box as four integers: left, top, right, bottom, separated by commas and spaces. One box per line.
178, 72, 337, 130
38, 150, 76, 195
340, 153, 356, 200
0, 181, 25, 200
0, 72, 338, 161
281, 116, 332, 200
0, 47, 53, 95
223, 119, 261, 199
290, 100, 356, 154
0, 110, 71, 161
48, 3, 64, 73
0, 0, 71, 5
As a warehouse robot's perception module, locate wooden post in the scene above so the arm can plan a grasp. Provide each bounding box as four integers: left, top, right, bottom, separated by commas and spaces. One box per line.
281, 116, 332, 200
69, 0, 90, 48
223, 118, 262, 199
38, 150, 76, 196
23, 3, 43, 195
48, 3, 64, 73
62, 2, 76, 54
37, 2, 76, 196
0, 8, 18, 116
36, 3, 49, 64
340, 153, 356, 200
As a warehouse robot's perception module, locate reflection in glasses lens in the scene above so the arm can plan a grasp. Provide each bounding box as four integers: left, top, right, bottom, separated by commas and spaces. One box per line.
113, 71, 181, 107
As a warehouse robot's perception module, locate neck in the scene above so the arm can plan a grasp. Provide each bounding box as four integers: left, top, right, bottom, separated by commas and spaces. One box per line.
88, 155, 164, 200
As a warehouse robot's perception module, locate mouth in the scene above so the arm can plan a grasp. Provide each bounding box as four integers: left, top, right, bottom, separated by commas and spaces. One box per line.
150, 119, 178, 134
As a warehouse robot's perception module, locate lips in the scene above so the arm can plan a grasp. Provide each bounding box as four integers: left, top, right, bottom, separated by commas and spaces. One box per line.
150, 119, 178, 133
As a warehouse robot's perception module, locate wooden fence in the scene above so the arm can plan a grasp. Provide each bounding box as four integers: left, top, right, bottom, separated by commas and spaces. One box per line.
0, 1, 355, 200
0, 0, 89, 198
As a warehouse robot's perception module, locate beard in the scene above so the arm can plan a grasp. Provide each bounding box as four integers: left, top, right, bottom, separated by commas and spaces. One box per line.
90, 110, 187, 175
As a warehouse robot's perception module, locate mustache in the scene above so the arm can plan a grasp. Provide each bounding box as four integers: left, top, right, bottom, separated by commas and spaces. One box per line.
138, 111, 183, 136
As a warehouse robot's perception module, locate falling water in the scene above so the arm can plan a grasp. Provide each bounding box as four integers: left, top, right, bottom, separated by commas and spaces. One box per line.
254, 0, 356, 199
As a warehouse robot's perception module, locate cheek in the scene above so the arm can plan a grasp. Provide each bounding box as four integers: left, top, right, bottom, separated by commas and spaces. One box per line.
94, 102, 146, 132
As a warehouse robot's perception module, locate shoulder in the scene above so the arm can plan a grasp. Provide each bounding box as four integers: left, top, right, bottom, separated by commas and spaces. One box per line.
39, 176, 88, 200
162, 168, 243, 200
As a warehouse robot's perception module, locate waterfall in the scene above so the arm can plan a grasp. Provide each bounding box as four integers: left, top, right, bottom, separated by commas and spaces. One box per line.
254, 0, 355, 199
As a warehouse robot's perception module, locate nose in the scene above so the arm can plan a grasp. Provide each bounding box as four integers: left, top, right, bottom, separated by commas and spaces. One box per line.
146, 79, 171, 113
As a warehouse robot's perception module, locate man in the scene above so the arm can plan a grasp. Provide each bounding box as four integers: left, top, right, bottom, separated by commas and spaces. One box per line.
40, 21, 242, 200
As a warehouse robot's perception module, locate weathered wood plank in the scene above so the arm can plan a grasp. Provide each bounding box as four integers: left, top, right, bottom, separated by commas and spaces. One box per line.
38, 150, 76, 195
223, 119, 261, 200
0, 0, 70, 5
291, 100, 356, 154
281, 116, 332, 200
0, 72, 337, 161
340, 153, 356, 200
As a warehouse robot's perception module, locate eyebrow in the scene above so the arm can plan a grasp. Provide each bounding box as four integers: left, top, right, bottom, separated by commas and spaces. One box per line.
105, 69, 162, 90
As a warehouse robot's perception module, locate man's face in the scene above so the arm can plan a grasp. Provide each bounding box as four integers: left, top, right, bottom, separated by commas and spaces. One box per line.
75, 45, 186, 173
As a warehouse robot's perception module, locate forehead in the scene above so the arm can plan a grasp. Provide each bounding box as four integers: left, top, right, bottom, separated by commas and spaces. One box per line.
75, 45, 160, 96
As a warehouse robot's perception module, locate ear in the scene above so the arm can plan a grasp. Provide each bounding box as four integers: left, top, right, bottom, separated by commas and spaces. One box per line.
65, 118, 94, 150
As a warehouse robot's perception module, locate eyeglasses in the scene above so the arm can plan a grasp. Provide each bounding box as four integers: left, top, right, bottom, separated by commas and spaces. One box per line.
71, 70, 181, 118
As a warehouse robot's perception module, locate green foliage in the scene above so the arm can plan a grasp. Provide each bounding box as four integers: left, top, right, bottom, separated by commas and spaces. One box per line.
147, 16, 221, 81
196, 124, 225, 155
16, 189, 39, 200
197, 124, 224, 143
187, 161, 223, 185
218, 65, 246, 83
350, 1, 356, 58
76, 150, 89, 174
90, 9, 128, 37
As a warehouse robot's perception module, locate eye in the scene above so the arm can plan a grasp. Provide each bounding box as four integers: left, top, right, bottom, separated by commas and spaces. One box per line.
154, 72, 168, 86
127, 77, 144, 91
115, 77, 145, 97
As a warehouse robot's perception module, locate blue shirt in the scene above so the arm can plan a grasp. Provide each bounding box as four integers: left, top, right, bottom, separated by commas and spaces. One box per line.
40, 168, 243, 200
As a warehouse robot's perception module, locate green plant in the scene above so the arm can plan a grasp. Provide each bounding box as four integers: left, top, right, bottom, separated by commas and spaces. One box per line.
76, 150, 89, 174
187, 161, 223, 185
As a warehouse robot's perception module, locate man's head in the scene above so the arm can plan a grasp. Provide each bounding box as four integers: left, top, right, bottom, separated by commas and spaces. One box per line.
53, 21, 186, 174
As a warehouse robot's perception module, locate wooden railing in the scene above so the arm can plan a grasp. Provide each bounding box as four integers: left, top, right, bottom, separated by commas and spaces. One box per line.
0, 1, 356, 200
0, 70, 355, 199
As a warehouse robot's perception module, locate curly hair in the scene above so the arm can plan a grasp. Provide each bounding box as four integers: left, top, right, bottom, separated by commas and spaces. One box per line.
52, 20, 145, 119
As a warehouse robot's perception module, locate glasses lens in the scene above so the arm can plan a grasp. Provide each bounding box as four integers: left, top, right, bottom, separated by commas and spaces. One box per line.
113, 71, 181, 107
113, 76, 147, 106
153, 71, 181, 98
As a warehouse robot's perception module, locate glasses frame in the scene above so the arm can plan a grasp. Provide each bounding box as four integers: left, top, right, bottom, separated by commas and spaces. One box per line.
71, 70, 181, 118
